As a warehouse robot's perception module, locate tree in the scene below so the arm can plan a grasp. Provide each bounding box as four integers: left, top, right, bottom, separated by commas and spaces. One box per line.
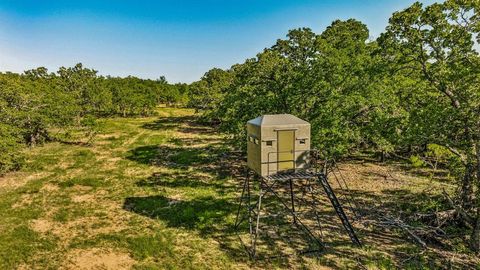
188, 68, 233, 120
0, 74, 25, 174
379, 0, 480, 251
0, 123, 23, 175
212, 21, 400, 158
57, 63, 105, 117
309, 20, 399, 157
214, 49, 292, 146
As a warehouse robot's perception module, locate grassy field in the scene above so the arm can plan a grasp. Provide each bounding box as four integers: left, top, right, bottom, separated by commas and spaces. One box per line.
0, 108, 477, 269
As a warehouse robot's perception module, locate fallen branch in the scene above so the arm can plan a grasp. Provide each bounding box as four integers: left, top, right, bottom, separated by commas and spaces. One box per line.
400, 222, 428, 248
442, 189, 474, 227
413, 209, 456, 228
360, 207, 450, 249
379, 216, 428, 248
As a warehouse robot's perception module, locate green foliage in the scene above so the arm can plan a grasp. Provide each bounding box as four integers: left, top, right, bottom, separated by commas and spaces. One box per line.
378, 0, 480, 155
0, 0, 479, 256
198, 20, 404, 158
189, 1, 479, 251
409, 155, 426, 168
193, 3, 479, 232
0, 64, 188, 175
0, 124, 24, 175
379, 3, 480, 251
106, 76, 159, 117
188, 68, 233, 121
80, 115, 101, 145
425, 144, 454, 161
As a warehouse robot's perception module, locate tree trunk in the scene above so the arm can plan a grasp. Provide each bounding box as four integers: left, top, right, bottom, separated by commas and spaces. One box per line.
470, 144, 480, 253
29, 134, 36, 148
470, 211, 480, 253
476, 143, 480, 199
460, 162, 475, 210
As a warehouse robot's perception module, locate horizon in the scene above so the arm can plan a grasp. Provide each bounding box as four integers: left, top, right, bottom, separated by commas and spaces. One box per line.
1, 0, 436, 83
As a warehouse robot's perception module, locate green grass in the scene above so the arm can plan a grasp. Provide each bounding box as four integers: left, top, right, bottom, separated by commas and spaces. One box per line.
125, 233, 175, 260
57, 177, 106, 189
0, 107, 472, 269
0, 225, 57, 269
0, 108, 243, 269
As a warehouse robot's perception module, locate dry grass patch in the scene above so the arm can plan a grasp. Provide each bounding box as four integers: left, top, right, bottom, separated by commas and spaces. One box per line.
41, 183, 60, 192
0, 171, 50, 190
12, 193, 35, 209
62, 248, 135, 270
72, 194, 96, 203
31, 214, 128, 244
30, 218, 55, 234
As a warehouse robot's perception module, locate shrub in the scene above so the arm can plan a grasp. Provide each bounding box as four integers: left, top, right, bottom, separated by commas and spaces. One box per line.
0, 125, 24, 175
409, 155, 425, 168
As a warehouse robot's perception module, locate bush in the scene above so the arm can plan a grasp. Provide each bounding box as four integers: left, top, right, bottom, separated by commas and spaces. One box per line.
0, 125, 24, 175
409, 155, 425, 168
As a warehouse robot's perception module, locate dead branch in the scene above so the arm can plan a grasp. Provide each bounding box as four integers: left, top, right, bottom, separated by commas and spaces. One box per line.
442, 189, 474, 227
402, 225, 428, 248
359, 206, 452, 249
378, 216, 428, 248
413, 209, 456, 228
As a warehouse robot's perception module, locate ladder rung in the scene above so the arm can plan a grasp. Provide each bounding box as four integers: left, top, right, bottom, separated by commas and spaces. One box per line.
317, 174, 361, 246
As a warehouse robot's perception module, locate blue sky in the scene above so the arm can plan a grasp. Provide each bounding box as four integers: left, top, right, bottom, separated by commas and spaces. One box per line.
0, 0, 436, 83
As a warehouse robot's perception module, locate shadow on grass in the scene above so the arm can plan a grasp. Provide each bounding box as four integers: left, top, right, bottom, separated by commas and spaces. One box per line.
124, 119, 324, 266
125, 143, 235, 180
384, 160, 454, 184
124, 168, 453, 267
124, 145, 159, 165
123, 195, 236, 234
141, 115, 214, 135
123, 116, 255, 263
123, 179, 339, 267
136, 171, 235, 193
122, 193, 259, 266
126, 144, 221, 165
141, 115, 196, 130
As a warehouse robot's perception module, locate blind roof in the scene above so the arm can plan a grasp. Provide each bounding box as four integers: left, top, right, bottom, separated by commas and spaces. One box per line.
247, 114, 309, 126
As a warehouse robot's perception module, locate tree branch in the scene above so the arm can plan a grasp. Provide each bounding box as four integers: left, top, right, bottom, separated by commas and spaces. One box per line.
443, 189, 474, 227
441, 144, 468, 165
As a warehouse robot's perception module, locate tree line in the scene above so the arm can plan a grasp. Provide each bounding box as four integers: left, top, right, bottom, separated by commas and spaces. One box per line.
190, 0, 480, 251
0, 63, 188, 175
